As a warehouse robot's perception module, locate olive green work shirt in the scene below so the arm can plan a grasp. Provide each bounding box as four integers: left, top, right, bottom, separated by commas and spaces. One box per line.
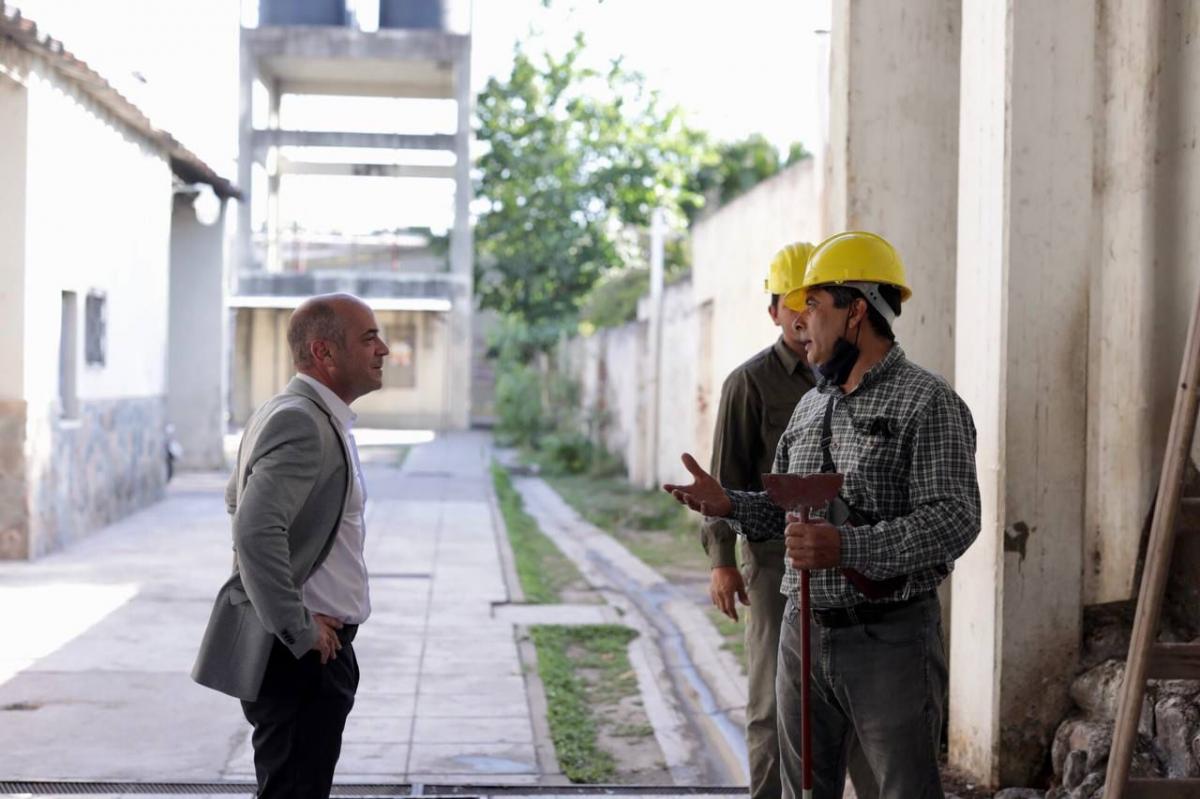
700, 336, 817, 568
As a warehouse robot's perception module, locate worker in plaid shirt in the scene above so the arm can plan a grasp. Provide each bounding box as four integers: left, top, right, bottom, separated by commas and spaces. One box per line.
665, 231, 980, 799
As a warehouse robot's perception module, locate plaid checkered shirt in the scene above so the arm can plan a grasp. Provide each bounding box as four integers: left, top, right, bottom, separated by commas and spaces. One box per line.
725, 344, 981, 609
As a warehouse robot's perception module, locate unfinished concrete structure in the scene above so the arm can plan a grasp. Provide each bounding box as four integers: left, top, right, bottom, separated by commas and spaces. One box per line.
233, 0, 472, 428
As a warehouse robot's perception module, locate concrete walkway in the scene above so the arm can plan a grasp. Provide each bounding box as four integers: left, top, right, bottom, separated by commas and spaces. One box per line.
0, 431, 541, 786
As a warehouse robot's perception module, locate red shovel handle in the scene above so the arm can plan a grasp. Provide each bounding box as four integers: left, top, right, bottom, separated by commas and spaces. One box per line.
798, 507, 813, 793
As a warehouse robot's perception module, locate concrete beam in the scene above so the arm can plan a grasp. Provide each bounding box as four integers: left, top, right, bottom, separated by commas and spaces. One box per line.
244, 25, 469, 64
276, 158, 455, 179
253, 129, 455, 152
950, 0, 1095, 787
279, 79, 453, 99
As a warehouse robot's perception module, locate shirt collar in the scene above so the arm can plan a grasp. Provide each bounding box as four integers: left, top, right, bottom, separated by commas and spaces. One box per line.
296, 373, 357, 431
773, 336, 807, 375
815, 343, 906, 395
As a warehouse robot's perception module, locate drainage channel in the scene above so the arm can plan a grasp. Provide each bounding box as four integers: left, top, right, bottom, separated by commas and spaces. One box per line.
586, 552, 748, 782
0, 782, 746, 796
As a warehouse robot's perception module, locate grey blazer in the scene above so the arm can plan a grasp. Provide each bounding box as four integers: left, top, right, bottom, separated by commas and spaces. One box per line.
192, 377, 351, 701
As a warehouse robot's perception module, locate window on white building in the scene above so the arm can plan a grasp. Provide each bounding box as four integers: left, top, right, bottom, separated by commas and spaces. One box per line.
59, 291, 78, 419
85, 290, 106, 367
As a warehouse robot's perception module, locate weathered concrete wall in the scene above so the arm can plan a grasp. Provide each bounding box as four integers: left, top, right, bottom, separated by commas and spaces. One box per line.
24, 397, 166, 557
691, 160, 820, 433
825, 0, 961, 383
564, 161, 819, 488
169, 196, 229, 470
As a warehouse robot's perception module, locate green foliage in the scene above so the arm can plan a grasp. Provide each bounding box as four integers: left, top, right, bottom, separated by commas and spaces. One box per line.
531, 624, 640, 782
495, 364, 543, 447
490, 463, 584, 604
578, 268, 649, 329
473, 33, 708, 328
682, 133, 813, 224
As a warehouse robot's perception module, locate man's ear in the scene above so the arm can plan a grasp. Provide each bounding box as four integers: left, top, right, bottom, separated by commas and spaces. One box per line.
767, 302, 781, 327
850, 297, 869, 329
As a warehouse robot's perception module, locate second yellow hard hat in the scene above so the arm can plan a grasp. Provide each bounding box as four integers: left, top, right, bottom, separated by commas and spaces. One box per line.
765, 242, 816, 296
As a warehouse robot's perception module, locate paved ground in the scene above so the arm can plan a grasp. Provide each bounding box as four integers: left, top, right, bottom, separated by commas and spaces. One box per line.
0, 431, 543, 787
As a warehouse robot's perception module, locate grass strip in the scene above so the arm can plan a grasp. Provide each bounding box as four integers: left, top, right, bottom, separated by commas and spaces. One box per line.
491, 462, 584, 604
531, 624, 640, 783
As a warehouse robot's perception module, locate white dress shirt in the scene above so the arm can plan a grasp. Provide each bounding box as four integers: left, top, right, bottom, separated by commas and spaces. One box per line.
296, 374, 371, 625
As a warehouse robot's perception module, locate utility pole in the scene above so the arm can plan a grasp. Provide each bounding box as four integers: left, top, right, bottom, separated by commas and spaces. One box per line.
646, 207, 666, 489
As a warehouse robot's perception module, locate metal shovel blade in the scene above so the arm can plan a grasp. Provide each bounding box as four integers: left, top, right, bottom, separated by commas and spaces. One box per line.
762, 472, 844, 514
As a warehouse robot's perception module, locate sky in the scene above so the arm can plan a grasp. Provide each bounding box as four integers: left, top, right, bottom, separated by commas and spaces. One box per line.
9, 0, 832, 236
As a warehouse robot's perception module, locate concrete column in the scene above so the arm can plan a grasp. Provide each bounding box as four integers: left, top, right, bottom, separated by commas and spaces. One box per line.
168, 196, 229, 469
446, 42, 473, 428
237, 30, 255, 276
1084, 1, 1163, 603
824, 0, 961, 382
950, 0, 1095, 787
265, 79, 282, 273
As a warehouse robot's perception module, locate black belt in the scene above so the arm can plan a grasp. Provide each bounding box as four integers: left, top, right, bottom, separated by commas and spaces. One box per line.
337, 623, 359, 645
811, 591, 935, 628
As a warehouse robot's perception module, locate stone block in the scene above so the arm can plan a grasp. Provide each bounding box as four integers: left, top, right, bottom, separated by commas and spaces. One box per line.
1069, 659, 1124, 720
1153, 694, 1200, 777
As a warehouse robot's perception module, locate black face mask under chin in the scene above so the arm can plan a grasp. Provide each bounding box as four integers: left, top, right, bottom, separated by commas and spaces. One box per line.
816, 312, 861, 385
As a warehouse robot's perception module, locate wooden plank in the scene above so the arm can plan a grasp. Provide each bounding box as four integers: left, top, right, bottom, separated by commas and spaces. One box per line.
1147, 643, 1200, 680
1126, 778, 1200, 798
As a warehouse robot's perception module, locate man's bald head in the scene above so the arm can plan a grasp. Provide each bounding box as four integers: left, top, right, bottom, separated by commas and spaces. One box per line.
287, 293, 367, 368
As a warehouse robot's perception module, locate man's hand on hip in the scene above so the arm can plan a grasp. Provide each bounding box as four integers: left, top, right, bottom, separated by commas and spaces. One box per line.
312, 613, 344, 664
662, 453, 732, 517
709, 566, 749, 621
785, 518, 842, 570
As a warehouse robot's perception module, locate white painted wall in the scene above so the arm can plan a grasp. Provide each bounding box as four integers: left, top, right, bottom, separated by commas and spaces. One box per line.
169, 196, 229, 469
21, 66, 172, 412
0, 64, 28, 403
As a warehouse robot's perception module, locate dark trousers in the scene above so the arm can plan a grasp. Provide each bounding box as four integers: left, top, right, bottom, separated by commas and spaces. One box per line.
241, 627, 359, 799
746, 542, 879, 799
776, 594, 946, 799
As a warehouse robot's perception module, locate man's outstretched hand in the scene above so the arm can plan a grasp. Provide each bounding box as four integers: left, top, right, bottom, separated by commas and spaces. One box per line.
662, 453, 732, 518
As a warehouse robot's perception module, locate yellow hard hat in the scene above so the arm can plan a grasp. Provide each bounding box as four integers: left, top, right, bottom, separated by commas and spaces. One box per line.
783, 231, 912, 314
764, 242, 815, 295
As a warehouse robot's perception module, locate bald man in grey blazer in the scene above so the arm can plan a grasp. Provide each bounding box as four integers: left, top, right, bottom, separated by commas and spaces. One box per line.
194, 293, 389, 798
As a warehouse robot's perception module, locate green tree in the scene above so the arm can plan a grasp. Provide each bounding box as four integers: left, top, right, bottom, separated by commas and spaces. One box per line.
473, 34, 707, 331
682, 134, 812, 224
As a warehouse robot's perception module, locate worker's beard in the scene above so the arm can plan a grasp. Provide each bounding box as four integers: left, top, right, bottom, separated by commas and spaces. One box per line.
816, 313, 861, 385
816, 336, 860, 385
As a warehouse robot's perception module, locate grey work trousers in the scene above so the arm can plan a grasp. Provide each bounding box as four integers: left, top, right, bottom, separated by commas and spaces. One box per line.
776, 593, 946, 799
743, 540, 878, 799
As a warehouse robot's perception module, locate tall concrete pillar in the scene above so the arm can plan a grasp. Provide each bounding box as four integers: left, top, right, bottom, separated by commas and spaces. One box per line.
237, 30, 255, 276
824, 0, 961, 381
266, 79, 282, 273
447, 45, 473, 427
950, 0, 1095, 786
1085, 1, 1163, 604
